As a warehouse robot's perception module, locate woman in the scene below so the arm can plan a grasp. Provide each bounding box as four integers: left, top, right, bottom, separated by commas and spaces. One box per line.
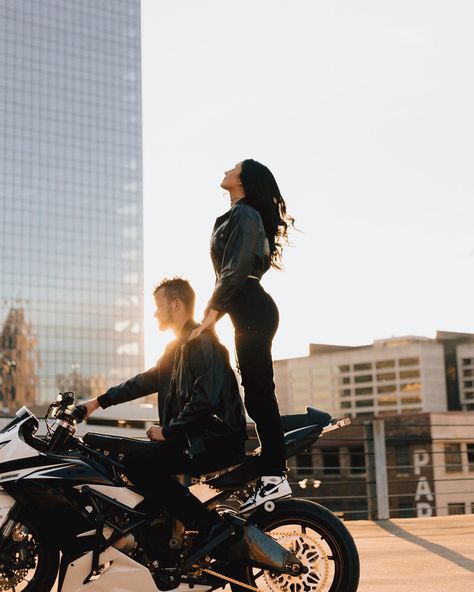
190, 159, 294, 512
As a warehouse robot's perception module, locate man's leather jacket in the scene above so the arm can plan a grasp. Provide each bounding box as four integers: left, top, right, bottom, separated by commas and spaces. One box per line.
208, 200, 270, 312
97, 320, 247, 448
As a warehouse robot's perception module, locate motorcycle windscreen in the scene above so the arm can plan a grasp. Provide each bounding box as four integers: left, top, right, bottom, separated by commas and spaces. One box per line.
0, 407, 36, 435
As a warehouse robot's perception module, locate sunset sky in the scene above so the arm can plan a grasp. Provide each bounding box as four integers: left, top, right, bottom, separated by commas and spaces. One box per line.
141, 1, 474, 367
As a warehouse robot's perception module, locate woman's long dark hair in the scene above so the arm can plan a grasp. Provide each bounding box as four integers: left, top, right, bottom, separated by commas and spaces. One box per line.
240, 159, 294, 269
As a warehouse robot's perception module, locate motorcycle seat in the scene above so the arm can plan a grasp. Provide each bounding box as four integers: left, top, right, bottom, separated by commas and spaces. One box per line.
83, 432, 248, 475
281, 407, 332, 433
83, 432, 146, 458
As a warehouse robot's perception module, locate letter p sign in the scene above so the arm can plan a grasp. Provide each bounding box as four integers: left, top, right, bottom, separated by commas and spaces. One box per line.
414, 449, 429, 475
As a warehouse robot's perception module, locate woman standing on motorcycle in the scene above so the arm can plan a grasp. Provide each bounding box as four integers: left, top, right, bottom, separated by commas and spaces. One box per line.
189, 159, 294, 512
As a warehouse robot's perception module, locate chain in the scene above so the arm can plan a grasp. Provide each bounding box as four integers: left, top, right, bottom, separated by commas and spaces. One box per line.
201, 567, 265, 592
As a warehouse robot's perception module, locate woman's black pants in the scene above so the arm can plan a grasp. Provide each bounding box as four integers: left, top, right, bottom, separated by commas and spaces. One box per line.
228, 279, 286, 476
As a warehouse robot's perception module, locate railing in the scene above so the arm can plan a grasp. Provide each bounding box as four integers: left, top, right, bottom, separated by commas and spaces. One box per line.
2, 412, 473, 521
287, 417, 474, 520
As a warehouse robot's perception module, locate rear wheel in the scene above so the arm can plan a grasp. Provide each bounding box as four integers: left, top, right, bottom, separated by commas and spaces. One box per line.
230, 498, 359, 592
0, 516, 59, 591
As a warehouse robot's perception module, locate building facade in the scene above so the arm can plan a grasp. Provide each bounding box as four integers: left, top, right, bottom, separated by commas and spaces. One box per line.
0, 0, 144, 409
274, 332, 474, 417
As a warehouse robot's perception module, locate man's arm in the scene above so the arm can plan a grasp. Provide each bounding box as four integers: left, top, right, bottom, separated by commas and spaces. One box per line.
81, 364, 160, 419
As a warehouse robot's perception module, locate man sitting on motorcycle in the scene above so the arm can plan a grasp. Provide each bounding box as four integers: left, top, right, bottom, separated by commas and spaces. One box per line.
81, 277, 247, 563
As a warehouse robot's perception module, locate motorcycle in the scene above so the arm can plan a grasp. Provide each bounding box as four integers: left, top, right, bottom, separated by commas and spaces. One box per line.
0, 392, 360, 591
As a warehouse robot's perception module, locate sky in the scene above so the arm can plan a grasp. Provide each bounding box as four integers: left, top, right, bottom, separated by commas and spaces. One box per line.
140, 0, 474, 367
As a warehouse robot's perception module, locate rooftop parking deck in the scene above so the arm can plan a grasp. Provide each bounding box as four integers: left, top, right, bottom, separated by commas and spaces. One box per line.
346, 514, 474, 591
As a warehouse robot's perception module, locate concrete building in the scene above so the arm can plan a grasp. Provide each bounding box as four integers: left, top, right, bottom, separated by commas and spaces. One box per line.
0, 1, 144, 409
274, 332, 474, 417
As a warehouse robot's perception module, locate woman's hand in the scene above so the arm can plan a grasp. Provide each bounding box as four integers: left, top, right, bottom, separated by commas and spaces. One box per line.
188, 308, 219, 341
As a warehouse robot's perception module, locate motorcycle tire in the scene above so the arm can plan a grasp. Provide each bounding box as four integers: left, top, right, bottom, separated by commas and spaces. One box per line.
0, 515, 60, 591
229, 498, 360, 592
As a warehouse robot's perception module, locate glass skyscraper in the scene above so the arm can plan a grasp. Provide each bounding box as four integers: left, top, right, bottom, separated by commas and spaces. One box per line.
0, 0, 144, 409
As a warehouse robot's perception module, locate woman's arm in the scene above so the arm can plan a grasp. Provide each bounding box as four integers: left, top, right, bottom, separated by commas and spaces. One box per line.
189, 207, 259, 341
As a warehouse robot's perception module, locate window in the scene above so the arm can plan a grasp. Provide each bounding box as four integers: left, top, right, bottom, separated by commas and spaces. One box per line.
349, 447, 366, 475
376, 360, 395, 369
321, 448, 341, 475
395, 445, 411, 476
354, 362, 372, 371
354, 374, 372, 383
378, 384, 397, 394
355, 387, 373, 395
445, 444, 463, 472
401, 395, 422, 405
377, 372, 396, 381
295, 452, 313, 476
355, 399, 373, 407
399, 357, 419, 367
378, 396, 397, 406
400, 382, 421, 393
464, 381, 473, 388
462, 358, 473, 366
467, 444, 474, 472
338, 365, 350, 373
447, 503, 465, 515
463, 369, 473, 377
340, 389, 351, 396
400, 369, 420, 379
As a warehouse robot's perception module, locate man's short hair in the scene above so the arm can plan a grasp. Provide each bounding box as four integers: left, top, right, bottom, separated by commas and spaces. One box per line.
153, 277, 195, 314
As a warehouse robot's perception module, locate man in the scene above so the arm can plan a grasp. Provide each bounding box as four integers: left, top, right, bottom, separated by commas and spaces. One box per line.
82, 277, 247, 562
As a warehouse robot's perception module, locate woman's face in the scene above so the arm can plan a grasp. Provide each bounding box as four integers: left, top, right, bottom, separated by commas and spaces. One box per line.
220, 161, 243, 191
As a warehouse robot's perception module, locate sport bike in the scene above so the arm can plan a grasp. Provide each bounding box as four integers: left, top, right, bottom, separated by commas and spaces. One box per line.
0, 392, 359, 591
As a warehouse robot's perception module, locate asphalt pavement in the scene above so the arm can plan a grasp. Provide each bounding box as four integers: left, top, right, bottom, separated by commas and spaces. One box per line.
346, 514, 474, 592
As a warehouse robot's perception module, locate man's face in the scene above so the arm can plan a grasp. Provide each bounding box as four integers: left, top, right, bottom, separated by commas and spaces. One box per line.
153, 289, 175, 331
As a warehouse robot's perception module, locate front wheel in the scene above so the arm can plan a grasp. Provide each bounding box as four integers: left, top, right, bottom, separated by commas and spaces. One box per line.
230, 498, 359, 592
0, 515, 59, 591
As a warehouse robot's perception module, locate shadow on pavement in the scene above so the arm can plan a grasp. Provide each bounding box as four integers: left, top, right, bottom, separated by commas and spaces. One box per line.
377, 520, 474, 573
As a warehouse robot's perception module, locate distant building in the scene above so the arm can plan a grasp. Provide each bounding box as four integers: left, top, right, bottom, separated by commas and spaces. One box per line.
0, 307, 38, 411
0, 1, 144, 408
274, 331, 474, 417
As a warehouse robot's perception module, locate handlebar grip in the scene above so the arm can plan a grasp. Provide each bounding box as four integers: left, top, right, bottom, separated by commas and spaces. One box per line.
72, 404, 87, 424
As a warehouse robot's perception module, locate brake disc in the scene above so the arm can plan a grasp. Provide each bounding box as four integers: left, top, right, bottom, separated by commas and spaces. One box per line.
0, 566, 29, 591
262, 531, 330, 592
0, 528, 37, 591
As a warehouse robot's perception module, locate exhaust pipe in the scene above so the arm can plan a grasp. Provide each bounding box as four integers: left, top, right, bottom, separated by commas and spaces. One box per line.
222, 522, 302, 575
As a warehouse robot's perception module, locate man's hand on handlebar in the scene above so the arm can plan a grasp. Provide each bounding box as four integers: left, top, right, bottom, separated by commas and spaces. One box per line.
79, 399, 100, 420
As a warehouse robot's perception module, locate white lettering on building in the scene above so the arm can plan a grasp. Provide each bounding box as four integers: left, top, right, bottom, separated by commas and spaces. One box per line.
413, 449, 433, 517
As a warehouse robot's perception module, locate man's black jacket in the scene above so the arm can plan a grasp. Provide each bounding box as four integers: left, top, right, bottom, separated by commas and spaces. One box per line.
97, 320, 247, 447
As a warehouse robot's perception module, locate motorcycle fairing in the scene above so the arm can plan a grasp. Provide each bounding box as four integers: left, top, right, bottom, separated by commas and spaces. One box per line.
74, 484, 144, 509
60, 547, 158, 592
